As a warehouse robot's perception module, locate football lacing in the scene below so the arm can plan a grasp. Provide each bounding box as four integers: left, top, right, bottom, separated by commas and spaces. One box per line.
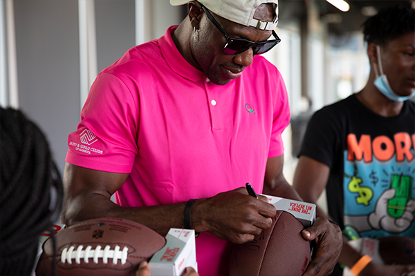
61, 245, 129, 265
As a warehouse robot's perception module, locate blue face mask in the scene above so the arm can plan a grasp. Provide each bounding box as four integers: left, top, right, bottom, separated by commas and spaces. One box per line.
373, 45, 415, 102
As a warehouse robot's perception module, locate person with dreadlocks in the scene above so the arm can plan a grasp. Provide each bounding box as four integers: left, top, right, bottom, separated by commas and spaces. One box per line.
292, 2, 415, 276
0, 107, 64, 275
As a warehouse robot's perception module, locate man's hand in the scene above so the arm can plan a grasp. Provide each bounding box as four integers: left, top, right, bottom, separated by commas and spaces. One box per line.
301, 217, 343, 275
193, 187, 276, 244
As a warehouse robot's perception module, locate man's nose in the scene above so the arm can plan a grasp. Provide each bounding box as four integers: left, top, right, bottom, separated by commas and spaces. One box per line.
233, 48, 254, 67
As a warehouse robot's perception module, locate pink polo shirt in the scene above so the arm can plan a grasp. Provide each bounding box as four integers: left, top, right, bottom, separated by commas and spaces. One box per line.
66, 26, 290, 275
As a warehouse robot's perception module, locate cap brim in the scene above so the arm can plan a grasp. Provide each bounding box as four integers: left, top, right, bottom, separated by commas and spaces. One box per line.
170, 0, 189, 6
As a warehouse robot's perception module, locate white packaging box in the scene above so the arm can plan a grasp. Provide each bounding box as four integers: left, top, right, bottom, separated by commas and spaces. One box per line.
149, 228, 198, 276
263, 194, 316, 227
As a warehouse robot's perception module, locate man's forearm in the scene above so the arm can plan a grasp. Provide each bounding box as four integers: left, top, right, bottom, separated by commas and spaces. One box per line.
61, 188, 272, 241
61, 192, 189, 237
338, 237, 363, 269
63, 156, 281, 245
262, 178, 303, 201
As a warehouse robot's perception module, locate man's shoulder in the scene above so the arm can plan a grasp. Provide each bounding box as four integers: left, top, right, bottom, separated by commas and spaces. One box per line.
315, 95, 355, 116
102, 39, 163, 75
305, 96, 357, 131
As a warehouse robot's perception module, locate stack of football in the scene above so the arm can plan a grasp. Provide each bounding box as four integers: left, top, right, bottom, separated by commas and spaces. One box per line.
36, 217, 166, 276
229, 210, 311, 275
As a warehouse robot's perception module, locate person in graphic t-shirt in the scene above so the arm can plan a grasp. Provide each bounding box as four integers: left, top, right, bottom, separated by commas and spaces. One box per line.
62, 0, 343, 275
293, 3, 415, 276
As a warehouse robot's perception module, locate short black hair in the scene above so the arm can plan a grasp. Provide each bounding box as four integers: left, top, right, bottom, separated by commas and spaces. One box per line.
362, 2, 415, 46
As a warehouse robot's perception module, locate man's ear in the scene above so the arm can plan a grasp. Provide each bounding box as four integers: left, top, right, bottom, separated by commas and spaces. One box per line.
367, 43, 379, 65
187, 1, 203, 29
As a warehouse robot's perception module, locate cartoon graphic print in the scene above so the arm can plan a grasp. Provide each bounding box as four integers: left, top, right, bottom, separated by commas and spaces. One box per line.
343, 133, 415, 240
344, 165, 373, 206
369, 183, 414, 233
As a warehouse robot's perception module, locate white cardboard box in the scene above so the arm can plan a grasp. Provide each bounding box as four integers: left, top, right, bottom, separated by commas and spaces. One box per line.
149, 228, 198, 276
263, 194, 316, 227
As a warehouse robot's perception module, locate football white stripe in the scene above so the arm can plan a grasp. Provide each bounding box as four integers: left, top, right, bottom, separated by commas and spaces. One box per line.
61, 245, 129, 265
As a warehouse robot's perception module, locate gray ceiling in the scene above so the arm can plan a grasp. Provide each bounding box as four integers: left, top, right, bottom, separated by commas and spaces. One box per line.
279, 0, 413, 35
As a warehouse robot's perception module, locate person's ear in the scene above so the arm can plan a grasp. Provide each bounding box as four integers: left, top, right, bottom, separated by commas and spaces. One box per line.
367, 43, 379, 65
187, 1, 203, 29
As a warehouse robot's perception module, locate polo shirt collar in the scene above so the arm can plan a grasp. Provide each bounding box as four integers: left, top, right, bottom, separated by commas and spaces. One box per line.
159, 26, 204, 83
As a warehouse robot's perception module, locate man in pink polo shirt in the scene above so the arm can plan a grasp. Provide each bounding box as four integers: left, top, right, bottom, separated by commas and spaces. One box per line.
62, 0, 342, 275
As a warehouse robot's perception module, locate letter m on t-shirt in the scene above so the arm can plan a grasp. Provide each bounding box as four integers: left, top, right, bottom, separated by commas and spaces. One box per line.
347, 134, 372, 162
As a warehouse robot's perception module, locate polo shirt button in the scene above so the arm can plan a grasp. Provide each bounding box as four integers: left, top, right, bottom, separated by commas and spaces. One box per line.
206, 78, 210, 82
211, 100, 217, 106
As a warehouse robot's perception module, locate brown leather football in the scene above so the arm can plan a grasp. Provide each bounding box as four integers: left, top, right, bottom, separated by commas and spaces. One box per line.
229, 210, 311, 276
35, 217, 166, 276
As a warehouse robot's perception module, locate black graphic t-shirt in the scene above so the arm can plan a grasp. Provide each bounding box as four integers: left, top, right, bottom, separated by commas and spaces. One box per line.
299, 95, 415, 240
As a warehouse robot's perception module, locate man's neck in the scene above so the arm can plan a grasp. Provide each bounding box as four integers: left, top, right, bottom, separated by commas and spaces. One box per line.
355, 83, 404, 117
171, 22, 201, 71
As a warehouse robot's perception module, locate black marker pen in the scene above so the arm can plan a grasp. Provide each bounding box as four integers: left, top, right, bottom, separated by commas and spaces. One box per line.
246, 183, 258, 199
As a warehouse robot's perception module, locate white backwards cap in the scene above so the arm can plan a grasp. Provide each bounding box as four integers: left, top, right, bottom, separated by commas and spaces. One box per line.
170, 0, 279, 31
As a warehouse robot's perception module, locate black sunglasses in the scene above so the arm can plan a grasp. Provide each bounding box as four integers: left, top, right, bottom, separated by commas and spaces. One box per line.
199, 3, 281, 55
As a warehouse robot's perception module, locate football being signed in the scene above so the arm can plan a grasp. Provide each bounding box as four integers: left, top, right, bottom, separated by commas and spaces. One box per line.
229, 210, 311, 276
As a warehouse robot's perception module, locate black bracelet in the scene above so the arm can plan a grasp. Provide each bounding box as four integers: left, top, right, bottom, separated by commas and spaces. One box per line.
184, 199, 195, 229
184, 199, 200, 237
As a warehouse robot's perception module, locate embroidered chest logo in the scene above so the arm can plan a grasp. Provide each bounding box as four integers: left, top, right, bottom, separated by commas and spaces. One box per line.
245, 103, 255, 114
80, 129, 98, 145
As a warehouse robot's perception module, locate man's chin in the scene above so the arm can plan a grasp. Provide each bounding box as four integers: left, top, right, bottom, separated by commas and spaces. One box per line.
397, 88, 415, 97
211, 79, 232, 85
208, 74, 234, 86
205, 67, 245, 85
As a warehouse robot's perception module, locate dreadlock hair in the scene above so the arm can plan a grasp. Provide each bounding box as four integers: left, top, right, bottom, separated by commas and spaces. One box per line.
0, 107, 63, 275
362, 1, 415, 46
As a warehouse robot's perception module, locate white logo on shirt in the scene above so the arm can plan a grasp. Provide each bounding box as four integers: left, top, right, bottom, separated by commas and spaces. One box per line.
80, 129, 98, 145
